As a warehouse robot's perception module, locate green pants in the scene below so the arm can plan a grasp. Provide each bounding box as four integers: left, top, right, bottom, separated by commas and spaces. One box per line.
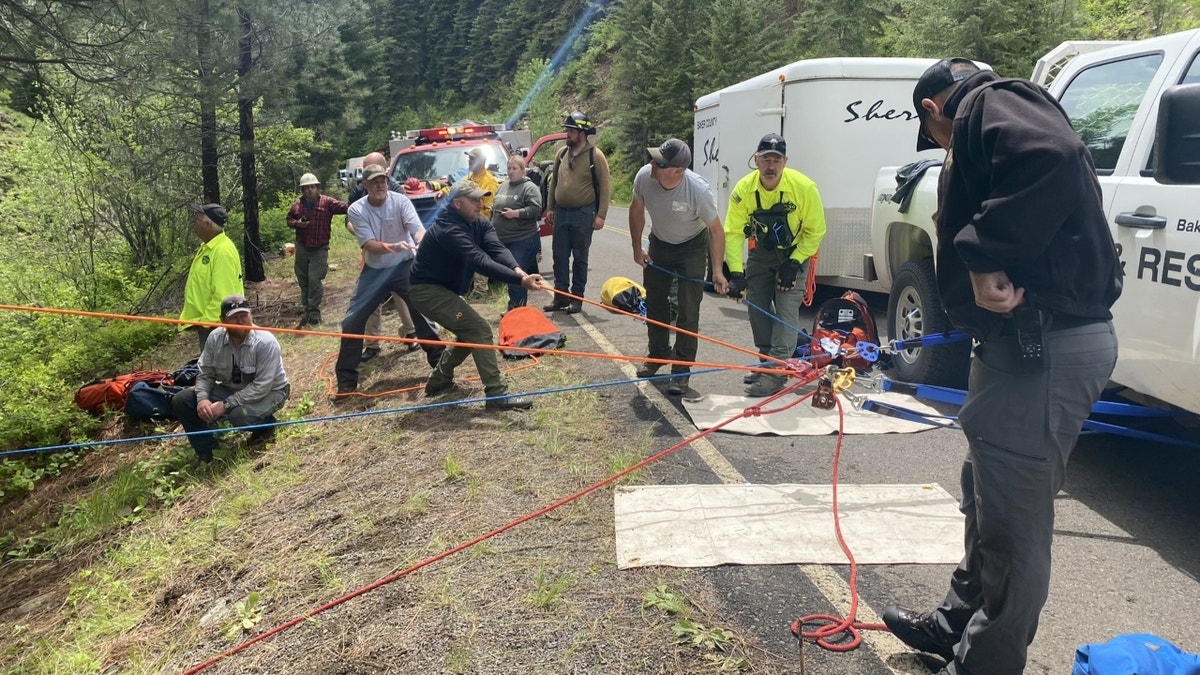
294, 244, 329, 313
746, 247, 808, 362
409, 284, 507, 397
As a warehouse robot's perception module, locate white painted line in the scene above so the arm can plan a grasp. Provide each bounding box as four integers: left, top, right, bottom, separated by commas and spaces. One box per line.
574, 316, 745, 485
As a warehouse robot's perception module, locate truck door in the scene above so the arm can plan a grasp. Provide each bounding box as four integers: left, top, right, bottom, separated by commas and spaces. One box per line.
1057, 44, 1200, 413
715, 83, 784, 218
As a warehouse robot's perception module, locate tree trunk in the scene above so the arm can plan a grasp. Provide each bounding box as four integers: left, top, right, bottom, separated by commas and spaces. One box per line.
238, 5, 265, 282
197, 0, 220, 203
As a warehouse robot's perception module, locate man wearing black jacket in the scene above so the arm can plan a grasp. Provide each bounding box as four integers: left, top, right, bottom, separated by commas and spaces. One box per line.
410, 179, 546, 410
882, 59, 1121, 675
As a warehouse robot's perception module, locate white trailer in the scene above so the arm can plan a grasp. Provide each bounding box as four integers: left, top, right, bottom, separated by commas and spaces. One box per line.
693, 58, 954, 291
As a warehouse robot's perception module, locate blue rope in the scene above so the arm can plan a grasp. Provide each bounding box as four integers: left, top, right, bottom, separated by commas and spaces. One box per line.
644, 261, 811, 339
1, 367, 732, 459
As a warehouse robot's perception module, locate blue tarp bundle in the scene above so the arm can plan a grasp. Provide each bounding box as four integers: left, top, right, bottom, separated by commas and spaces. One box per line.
1074, 634, 1200, 675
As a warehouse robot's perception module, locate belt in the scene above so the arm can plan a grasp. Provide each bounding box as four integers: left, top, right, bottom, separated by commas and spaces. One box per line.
995, 311, 1102, 338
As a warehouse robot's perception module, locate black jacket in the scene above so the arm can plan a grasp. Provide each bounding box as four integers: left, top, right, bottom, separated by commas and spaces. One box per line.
411, 206, 524, 296
935, 70, 1122, 337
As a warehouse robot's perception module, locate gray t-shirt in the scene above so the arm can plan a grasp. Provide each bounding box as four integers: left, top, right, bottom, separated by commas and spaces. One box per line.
632, 166, 718, 244
348, 191, 425, 269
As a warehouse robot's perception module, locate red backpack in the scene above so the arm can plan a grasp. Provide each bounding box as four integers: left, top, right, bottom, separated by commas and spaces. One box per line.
805, 291, 879, 372
74, 370, 173, 413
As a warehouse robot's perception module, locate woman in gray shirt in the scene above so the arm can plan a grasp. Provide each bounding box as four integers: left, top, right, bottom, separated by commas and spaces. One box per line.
491, 156, 544, 310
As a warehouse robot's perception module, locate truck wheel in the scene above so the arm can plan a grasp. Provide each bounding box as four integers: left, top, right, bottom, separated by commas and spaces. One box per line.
886, 259, 970, 387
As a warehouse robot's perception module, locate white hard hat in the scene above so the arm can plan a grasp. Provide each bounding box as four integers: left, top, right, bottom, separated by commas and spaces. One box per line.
299, 173, 321, 187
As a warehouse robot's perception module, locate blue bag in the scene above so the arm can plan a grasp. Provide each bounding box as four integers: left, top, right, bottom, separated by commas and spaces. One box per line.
124, 381, 184, 421
1074, 633, 1200, 675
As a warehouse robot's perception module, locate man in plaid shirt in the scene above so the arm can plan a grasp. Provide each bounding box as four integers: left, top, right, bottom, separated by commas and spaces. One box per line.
287, 173, 349, 326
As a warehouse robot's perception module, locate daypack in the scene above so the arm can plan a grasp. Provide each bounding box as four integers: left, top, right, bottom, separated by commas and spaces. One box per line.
124, 381, 185, 421
797, 290, 879, 372
600, 276, 647, 316
498, 306, 566, 358
170, 358, 201, 387
74, 370, 173, 413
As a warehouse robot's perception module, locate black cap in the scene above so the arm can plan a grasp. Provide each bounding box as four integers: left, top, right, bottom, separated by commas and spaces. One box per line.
191, 203, 229, 227
220, 294, 252, 319
913, 57, 978, 151
756, 133, 786, 157
648, 138, 691, 168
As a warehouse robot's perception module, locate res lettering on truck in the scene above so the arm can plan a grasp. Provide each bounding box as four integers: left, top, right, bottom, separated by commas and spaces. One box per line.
1123, 243, 1200, 292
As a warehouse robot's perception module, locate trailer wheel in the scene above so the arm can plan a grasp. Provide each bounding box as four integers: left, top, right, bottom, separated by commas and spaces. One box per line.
886, 259, 970, 387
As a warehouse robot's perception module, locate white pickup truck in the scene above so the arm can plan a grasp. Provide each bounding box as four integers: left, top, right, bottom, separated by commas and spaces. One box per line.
869, 28, 1200, 414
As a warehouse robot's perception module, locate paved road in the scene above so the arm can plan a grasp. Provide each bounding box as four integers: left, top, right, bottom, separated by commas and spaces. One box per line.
544, 205, 1200, 674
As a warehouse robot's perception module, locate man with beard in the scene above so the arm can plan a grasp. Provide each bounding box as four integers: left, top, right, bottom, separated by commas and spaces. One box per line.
543, 111, 611, 314
286, 173, 348, 326
335, 164, 443, 395
723, 133, 827, 396
172, 295, 291, 462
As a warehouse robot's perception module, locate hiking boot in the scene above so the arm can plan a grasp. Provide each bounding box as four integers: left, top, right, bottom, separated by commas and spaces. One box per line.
667, 376, 703, 401
744, 375, 785, 398
247, 416, 276, 445
543, 298, 570, 312
403, 332, 421, 352
195, 448, 215, 463
743, 371, 761, 385
566, 300, 583, 314
360, 347, 381, 363
635, 362, 662, 378
424, 378, 457, 397
306, 312, 321, 326
485, 394, 534, 410
881, 606, 957, 661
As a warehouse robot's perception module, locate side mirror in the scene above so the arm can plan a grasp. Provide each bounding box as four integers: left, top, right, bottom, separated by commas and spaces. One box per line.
520, 147, 530, 158
1153, 83, 1200, 185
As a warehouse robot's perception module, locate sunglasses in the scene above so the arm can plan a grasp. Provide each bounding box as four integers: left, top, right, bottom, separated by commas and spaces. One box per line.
655, 161, 678, 169
221, 299, 251, 314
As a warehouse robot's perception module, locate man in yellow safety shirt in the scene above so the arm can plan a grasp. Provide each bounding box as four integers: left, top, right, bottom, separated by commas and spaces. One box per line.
180, 203, 244, 352
724, 133, 826, 397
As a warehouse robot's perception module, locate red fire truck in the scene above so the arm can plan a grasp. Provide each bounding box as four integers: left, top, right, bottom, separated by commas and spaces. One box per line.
387, 122, 564, 228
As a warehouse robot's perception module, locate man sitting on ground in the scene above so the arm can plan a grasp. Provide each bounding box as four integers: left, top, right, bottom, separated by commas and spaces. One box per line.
172, 295, 291, 462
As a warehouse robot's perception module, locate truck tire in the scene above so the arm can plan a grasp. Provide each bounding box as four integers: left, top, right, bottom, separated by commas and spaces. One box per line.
886, 259, 970, 387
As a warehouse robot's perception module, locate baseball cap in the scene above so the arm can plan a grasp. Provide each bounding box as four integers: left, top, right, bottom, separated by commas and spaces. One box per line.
363, 164, 389, 181
647, 138, 691, 168
913, 57, 978, 151
190, 203, 229, 227
449, 179, 492, 200
220, 294, 252, 319
465, 147, 487, 161
756, 133, 787, 157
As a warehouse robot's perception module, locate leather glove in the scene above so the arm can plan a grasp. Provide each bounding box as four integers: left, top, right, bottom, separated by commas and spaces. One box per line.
777, 259, 802, 292
727, 273, 747, 300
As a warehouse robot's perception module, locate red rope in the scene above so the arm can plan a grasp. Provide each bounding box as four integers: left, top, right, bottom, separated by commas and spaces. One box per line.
183, 370, 826, 674
789, 394, 888, 652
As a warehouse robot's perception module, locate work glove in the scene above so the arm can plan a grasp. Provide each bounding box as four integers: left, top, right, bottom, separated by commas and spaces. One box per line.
777, 259, 802, 292
727, 273, 747, 300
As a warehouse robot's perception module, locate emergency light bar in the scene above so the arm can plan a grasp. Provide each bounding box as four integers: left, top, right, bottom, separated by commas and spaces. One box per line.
405, 123, 507, 143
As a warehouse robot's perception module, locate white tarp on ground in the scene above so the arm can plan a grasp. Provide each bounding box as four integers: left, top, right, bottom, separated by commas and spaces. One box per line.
615, 483, 964, 569
681, 391, 946, 436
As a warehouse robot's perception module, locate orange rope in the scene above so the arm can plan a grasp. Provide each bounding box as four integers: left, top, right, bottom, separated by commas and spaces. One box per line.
803, 252, 819, 307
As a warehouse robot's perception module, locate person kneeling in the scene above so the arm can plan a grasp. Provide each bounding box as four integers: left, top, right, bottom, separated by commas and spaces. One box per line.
172, 295, 291, 462
409, 180, 546, 410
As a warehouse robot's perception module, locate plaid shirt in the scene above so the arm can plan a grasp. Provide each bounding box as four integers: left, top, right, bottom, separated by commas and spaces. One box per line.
287, 194, 349, 248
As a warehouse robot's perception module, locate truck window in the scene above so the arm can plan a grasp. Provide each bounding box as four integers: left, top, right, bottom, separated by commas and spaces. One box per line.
1058, 53, 1163, 173
1182, 52, 1200, 85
